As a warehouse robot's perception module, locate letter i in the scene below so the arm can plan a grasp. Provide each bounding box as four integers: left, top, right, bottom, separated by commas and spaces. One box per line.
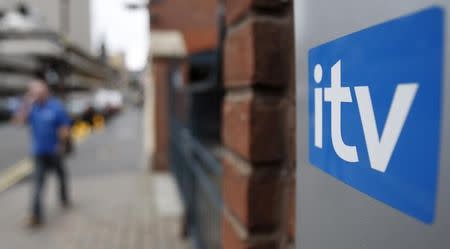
314, 64, 323, 148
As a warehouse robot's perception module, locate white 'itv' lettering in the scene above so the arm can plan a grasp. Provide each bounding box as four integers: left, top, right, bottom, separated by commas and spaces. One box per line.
314, 60, 418, 173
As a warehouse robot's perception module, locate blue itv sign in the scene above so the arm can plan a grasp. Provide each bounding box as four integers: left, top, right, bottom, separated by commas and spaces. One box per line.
308, 7, 444, 223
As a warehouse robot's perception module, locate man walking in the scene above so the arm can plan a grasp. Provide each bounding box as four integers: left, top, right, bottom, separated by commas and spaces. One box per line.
13, 80, 72, 227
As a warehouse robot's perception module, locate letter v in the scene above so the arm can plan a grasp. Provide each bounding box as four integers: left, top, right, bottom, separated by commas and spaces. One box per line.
354, 83, 418, 173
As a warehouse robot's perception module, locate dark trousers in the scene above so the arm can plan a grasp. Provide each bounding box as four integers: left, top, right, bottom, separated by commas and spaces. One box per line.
32, 154, 69, 220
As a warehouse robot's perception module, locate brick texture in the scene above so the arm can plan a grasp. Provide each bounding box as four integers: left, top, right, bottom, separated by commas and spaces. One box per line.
226, 0, 286, 25
222, 91, 285, 163
150, 0, 219, 54
222, 152, 282, 232
224, 17, 289, 88
285, 6, 296, 245
222, 214, 278, 249
222, 0, 295, 248
152, 59, 188, 171
152, 60, 170, 171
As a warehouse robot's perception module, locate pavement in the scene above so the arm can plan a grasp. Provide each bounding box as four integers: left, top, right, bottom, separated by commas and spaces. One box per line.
0, 123, 28, 171
0, 108, 189, 249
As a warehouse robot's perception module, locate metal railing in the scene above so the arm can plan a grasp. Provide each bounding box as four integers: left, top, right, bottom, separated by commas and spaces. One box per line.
169, 119, 223, 249
168, 49, 225, 249
168, 4, 225, 247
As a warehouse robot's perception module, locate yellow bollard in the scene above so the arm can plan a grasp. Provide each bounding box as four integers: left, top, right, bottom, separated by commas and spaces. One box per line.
71, 121, 92, 143
93, 115, 105, 130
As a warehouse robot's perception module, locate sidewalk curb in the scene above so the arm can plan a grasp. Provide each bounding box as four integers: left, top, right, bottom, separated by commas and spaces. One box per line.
0, 158, 32, 193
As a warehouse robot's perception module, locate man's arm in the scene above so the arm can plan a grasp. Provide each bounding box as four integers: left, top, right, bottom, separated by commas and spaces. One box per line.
58, 126, 71, 143
11, 94, 34, 125
56, 104, 73, 155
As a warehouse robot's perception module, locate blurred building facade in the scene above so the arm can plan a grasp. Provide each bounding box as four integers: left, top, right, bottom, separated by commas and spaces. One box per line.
148, 0, 296, 249
108, 52, 128, 85
0, 0, 116, 100
0, 0, 92, 53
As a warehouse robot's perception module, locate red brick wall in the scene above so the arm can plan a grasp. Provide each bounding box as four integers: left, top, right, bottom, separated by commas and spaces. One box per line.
150, 0, 219, 54
221, 0, 295, 248
287, 8, 296, 244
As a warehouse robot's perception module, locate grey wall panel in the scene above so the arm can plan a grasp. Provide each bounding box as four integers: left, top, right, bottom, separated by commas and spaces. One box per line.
295, 1, 450, 249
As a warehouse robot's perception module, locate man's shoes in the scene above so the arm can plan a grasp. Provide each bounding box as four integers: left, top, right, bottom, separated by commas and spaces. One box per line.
26, 216, 43, 229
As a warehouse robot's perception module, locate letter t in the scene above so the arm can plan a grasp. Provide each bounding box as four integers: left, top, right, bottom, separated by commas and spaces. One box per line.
324, 60, 359, 162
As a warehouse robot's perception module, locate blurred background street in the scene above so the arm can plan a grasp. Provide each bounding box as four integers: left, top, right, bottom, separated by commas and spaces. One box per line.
0, 1, 188, 248
0, 108, 187, 249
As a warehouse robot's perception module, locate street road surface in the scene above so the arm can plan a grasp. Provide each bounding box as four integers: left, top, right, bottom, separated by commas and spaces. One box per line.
0, 124, 28, 172
0, 108, 188, 249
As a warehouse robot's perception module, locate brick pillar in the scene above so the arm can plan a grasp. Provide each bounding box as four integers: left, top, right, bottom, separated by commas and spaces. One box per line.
221, 1, 295, 248
152, 59, 170, 171
152, 57, 188, 172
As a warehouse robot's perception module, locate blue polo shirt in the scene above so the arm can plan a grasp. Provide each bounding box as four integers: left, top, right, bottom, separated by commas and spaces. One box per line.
28, 98, 71, 156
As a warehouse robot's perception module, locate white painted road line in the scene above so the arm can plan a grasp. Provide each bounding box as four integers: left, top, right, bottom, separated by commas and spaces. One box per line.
0, 158, 33, 193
